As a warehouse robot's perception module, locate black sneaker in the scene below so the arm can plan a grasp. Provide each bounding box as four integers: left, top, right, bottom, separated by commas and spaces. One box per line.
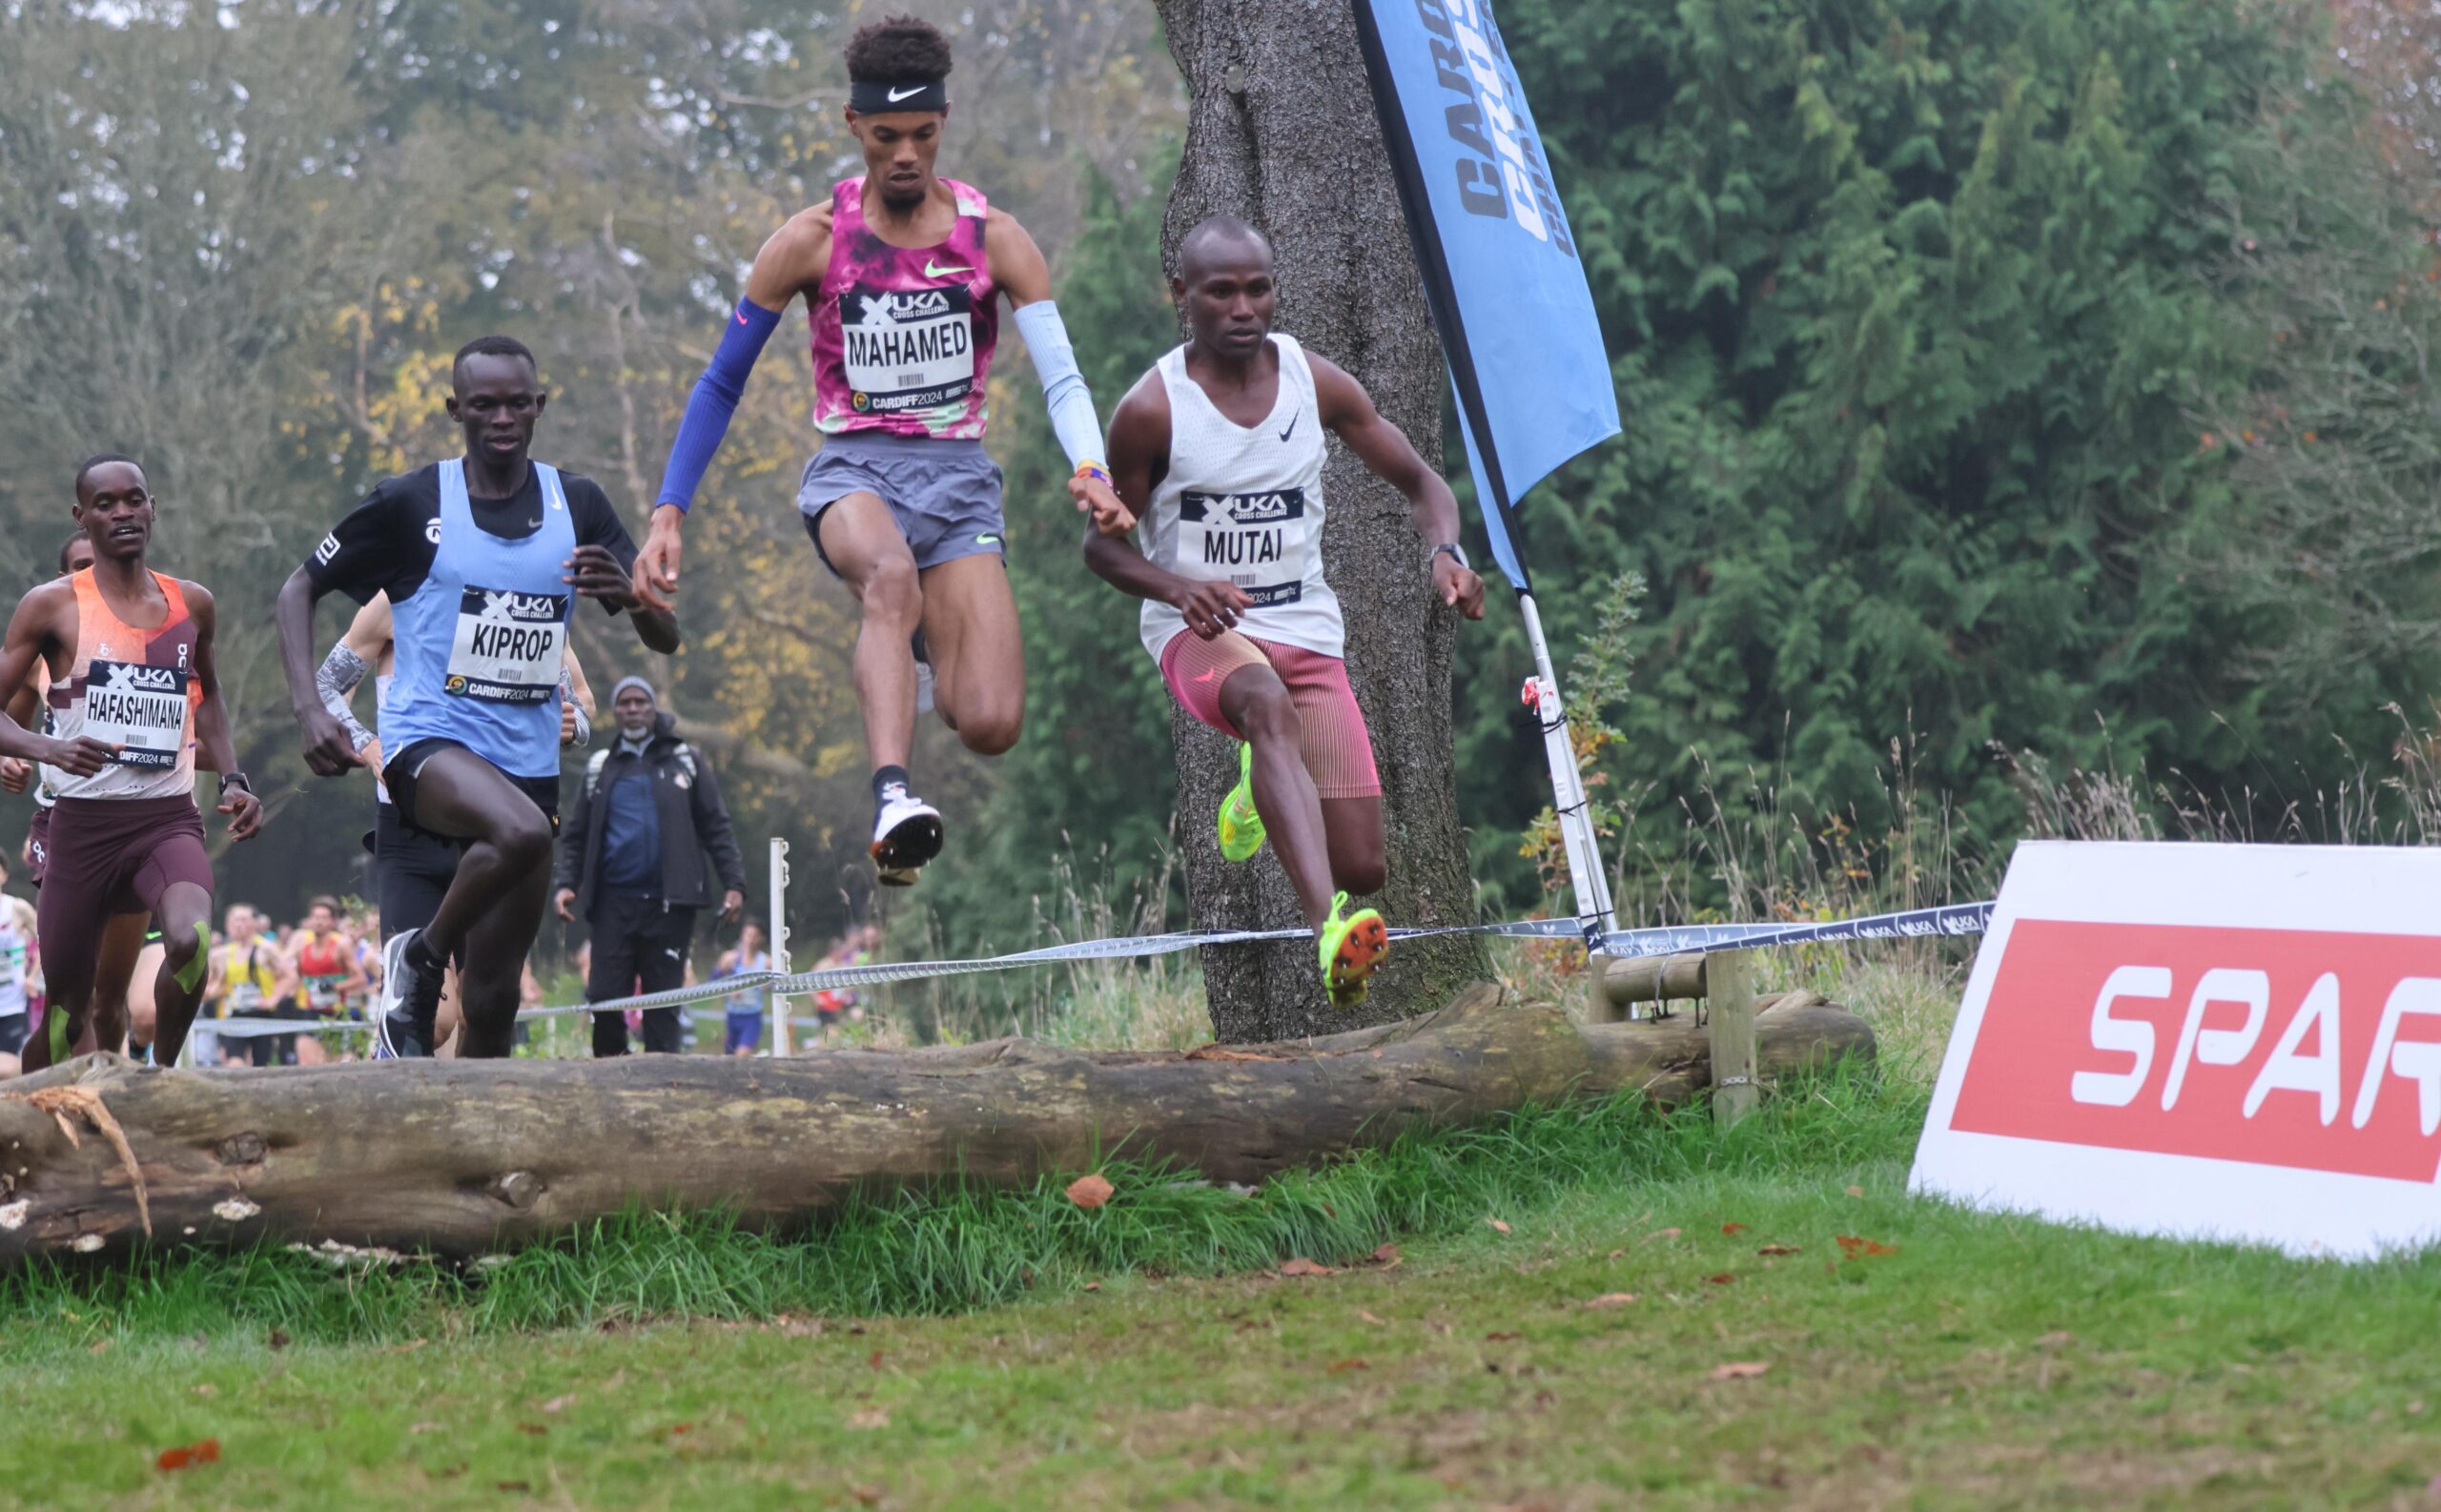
374, 930, 444, 1059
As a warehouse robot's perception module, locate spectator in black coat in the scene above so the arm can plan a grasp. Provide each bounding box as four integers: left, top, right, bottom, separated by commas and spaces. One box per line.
554, 677, 747, 1054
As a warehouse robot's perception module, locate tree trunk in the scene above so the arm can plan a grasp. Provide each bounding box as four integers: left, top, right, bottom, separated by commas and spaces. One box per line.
0, 988, 1872, 1264
1156, 0, 1487, 1040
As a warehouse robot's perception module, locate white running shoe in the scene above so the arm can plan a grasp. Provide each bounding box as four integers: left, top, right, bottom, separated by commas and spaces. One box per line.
872, 785, 943, 887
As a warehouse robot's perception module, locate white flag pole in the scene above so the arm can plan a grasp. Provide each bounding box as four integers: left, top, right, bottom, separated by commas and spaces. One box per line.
767, 837, 793, 1057
1517, 588, 1616, 947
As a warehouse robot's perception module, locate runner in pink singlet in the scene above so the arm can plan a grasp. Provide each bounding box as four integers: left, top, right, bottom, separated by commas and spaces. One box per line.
636, 16, 1132, 889
809, 174, 998, 441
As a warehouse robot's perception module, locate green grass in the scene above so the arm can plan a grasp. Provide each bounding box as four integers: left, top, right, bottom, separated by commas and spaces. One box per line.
6, 1076, 2437, 1509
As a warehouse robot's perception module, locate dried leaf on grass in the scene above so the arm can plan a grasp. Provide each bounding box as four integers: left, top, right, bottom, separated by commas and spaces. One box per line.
155, 1439, 220, 1471
1065, 1173, 1115, 1210
1708, 1361, 1770, 1380
1721, 1222, 1748, 1235
8, 1085, 149, 1237
1279, 1257, 1336, 1277
1836, 1235, 1897, 1259
1369, 1243, 1401, 1266
1486, 1218, 1512, 1235
848, 1407, 892, 1430
1705, 1273, 1737, 1285
1585, 1293, 1638, 1309
1845, 1185, 1864, 1198
1358, 1310, 1389, 1326
1651, 1227, 1682, 1240
1757, 1245, 1802, 1257
540, 1394, 576, 1414
1326, 1359, 1368, 1374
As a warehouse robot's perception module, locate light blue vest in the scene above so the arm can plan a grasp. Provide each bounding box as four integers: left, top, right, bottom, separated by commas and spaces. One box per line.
382, 458, 575, 780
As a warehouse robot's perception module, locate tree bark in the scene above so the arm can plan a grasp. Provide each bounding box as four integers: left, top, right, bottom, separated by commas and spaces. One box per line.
0, 988, 1873, 1264
1155, 0, 1487, 1040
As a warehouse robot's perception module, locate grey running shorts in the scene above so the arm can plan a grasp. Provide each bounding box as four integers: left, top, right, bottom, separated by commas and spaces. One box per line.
797, 432, 1007, 576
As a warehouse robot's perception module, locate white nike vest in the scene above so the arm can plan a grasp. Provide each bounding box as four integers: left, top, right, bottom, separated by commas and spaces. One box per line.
1138, 334, 1344, 663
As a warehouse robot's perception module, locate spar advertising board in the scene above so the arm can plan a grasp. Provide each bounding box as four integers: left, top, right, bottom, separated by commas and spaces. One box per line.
1911, 841, 2441, 1257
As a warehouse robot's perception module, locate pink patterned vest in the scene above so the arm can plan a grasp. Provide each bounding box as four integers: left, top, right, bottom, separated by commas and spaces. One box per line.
810, 175, 999, 440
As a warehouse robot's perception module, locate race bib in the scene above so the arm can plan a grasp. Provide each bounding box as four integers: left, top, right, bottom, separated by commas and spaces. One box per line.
305, 977, 340, 1011
1175, 489, 1313, 605
839, 286, 974, 415
227, 982, 264, 1013
445, 587, 567, 704
82, 660, 187, 769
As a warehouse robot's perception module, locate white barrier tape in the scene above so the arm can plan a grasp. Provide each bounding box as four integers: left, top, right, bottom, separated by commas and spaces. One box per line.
189, 901, 1996, 1040
1596, 901, 1995, 960
200, 1017, 373, 1039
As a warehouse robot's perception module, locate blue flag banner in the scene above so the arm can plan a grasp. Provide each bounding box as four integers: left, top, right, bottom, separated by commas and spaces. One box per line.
1353, 0, 1621, 589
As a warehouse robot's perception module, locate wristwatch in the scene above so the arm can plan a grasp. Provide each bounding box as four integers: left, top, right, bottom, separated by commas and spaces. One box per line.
1431, 542, 1469, 571
218, 771, 254, 795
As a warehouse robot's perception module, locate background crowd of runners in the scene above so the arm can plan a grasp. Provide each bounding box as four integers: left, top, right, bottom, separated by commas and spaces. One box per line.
0, 876, 876, 1077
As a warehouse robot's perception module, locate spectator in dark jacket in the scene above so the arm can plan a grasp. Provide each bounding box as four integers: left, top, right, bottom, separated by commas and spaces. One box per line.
554, 677, 747, 1055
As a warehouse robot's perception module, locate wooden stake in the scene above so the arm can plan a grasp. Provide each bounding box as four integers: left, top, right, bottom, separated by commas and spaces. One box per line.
1585, 950, 1620, 1023
1707, 950, 1760, 1128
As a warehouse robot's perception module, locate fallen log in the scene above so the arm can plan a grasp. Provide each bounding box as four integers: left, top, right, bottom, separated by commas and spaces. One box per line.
0, 984, 1873, 1264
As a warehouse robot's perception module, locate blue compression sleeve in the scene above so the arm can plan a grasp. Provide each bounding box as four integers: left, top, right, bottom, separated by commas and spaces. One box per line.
655, 297, 784, 512
1013, 300, 1106, 472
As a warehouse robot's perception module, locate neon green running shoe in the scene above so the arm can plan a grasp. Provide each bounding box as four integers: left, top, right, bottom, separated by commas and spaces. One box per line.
1218, 742, 1265, 864
1319, 891, 1389, 1008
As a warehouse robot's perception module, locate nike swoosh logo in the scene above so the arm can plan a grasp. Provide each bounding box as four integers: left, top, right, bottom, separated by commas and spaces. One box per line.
888, 85, 927, 102
1279, 413, 1300, 443
975, 533, 1000, 545
924, 258, 974, 278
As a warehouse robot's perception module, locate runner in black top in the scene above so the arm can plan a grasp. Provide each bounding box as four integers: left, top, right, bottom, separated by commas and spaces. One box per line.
275, 336, 679, 1059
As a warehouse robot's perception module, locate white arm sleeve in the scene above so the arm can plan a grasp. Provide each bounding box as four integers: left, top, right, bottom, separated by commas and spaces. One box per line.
1013, 300, 1106, 471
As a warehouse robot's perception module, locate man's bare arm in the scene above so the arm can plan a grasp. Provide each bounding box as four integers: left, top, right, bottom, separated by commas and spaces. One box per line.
989, 208, 1131, 533
1082, 372, 1255, 640
189, 584, 263, 839
634, 204, 835, 613
0, 584, 106, 772
1309, 355, 1486, 620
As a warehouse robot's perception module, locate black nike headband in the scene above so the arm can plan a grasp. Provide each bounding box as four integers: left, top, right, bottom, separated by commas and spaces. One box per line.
850, 79, 949, 113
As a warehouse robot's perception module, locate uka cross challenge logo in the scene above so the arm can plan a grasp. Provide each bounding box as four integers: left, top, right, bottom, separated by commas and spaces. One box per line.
83, 658, 187, 768
1178, 489, 1310, 605
839, 285, 974, 415
444, 586, 567, 704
